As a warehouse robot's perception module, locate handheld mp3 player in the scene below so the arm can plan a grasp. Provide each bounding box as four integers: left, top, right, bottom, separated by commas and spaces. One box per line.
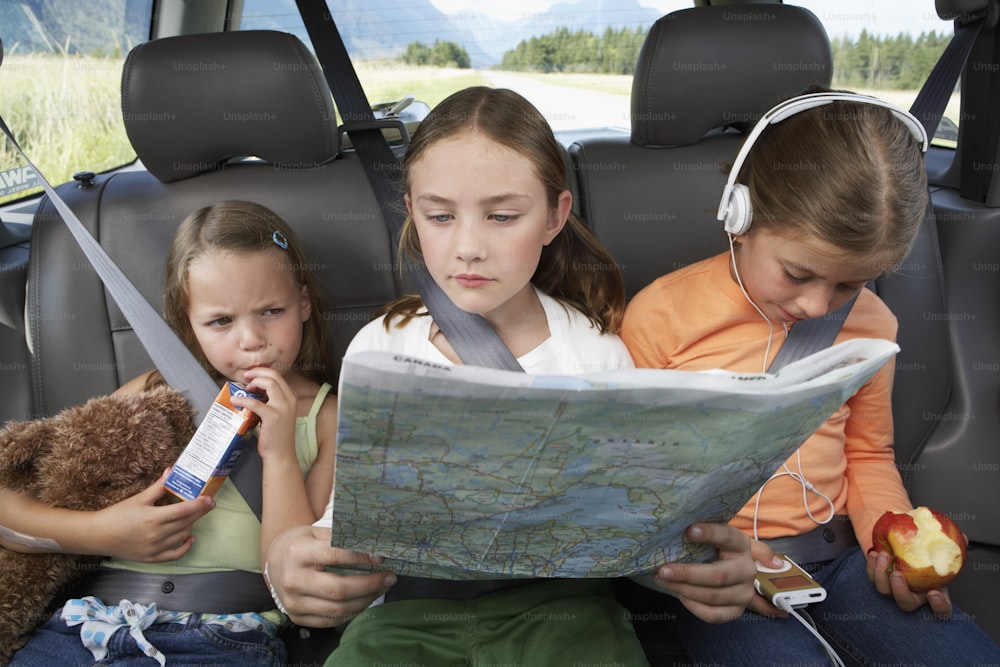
755, 554, 827, 609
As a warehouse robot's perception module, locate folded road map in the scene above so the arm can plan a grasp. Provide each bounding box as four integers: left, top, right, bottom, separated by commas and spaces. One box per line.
330, 338, 898, 579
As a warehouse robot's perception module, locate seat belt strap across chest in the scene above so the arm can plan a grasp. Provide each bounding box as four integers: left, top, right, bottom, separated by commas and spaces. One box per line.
294, 0, 523, 373
295, 0, 536, 600
0, 117, 218, 420
767, 294, 858, 373
0, 110, 265, 519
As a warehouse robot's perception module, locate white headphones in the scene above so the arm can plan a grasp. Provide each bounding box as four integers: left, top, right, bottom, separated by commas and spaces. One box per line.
716, 92, 929, 236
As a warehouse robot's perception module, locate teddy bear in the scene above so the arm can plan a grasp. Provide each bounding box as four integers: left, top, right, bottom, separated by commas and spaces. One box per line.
0, 386, 196, 663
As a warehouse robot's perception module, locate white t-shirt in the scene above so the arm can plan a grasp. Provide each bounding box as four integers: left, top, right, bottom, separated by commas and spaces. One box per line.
316, 286, 633, 527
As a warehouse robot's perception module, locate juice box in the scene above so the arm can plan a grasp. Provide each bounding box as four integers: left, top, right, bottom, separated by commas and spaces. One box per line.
164, 381, 263, 501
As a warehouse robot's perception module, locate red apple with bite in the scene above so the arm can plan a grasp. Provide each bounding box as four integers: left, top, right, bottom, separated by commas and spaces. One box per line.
871, 506, 967, 593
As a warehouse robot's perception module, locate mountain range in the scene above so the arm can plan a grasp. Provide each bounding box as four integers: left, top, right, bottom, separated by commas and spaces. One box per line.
1, 0, 662, 65
242, 0, 662, 67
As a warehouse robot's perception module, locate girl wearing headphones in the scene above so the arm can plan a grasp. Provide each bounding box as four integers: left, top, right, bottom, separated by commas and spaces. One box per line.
621, 89, 1000, 665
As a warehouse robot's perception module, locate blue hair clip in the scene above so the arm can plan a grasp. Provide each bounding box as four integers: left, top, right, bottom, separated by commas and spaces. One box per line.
272, 230, 289, 250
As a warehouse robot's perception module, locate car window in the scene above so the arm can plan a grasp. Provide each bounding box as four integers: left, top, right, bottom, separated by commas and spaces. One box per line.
238, 0, 689, 133
240, 1, 954, 142
795, 0, 958, 145
0, 0, 153, 204
0, 0, 959, 208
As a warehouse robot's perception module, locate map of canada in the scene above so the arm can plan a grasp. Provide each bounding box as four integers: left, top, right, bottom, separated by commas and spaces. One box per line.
330, 339, 897, 579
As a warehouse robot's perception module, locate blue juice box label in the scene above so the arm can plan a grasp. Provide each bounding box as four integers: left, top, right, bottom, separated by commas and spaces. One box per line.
164, 382, 263, 501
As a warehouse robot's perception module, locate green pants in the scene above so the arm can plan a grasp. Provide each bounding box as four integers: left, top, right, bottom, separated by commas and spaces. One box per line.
326, 579, 650, 666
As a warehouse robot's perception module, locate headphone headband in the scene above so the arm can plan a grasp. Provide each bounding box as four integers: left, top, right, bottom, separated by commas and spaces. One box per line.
716, 92, 929, 235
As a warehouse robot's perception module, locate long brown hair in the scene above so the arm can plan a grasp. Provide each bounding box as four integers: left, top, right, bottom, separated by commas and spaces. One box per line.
740, 88, 928, 273
162, 200, 332, 384
382, 86, 625, 333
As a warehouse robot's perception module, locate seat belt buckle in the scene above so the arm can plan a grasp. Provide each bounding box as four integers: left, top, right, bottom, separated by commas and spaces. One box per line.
338, 119, 410, 147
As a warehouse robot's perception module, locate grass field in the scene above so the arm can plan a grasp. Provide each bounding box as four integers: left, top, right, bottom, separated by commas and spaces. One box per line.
511, 71, 634, 97
1, 54, 959, 204
356, 61, 491, 110
1, 57, 490, 202
1, 54, 134, 201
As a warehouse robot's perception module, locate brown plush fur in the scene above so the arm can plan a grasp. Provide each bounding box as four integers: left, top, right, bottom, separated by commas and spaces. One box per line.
0, 387, 195, 663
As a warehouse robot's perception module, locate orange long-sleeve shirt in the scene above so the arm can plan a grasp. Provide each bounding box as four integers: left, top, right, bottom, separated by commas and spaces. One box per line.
621, 252, 912, 552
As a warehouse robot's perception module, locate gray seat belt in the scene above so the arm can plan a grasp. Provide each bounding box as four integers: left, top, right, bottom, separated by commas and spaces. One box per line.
0, 58, 265, 519
767, 294, 858, 373
0, 111, 274, 611
908, 16, 983, 141
0, 120, 218, 420
294, 0, 524, 374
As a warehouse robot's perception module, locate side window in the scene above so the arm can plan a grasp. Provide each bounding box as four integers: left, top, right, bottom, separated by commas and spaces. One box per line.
0, 0, 152, 203
795, 1, 957, 147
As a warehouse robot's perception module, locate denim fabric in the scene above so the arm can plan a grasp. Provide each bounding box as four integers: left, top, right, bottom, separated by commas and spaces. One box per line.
11, 611, 286, 666
666, 547, 1000, 666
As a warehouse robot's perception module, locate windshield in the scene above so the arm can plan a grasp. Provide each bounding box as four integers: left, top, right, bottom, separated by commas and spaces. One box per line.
0, 0, 956, 205
239, 0, 683, 132
239, 0, 952, 136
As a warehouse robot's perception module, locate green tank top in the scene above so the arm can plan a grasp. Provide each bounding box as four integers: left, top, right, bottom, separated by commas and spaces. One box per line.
108, 382, 333, 575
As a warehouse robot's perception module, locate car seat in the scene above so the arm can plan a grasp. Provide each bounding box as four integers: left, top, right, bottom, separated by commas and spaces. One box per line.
27, 30, 400, 416
0, 221, 30, 423
569, 2, 953, 499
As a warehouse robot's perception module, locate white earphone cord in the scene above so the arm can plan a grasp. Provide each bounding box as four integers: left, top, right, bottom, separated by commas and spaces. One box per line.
752, 449, 837, 542
733, 234, 843, 666
776, 602, 846, 667
728, 233, 835, 537
727, 233, 786, 373
753, 454, 845, 667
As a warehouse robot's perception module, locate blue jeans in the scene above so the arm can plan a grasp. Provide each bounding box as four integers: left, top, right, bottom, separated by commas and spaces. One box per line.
665, 547, 1000, 666
10, 611, 286, 666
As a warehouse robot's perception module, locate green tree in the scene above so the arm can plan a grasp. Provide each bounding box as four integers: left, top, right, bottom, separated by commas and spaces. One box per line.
430, 39, 471, 69
498, 25, 947, 85
501, 25, 647, 74
831, 29, 948, 90
401, 41, 432, 66
399, 40, 470, 69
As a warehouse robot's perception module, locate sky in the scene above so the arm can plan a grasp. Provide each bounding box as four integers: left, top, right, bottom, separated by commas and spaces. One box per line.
428, 0, 949, 38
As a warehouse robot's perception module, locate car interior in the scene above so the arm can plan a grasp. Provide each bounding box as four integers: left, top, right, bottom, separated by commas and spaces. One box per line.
0, 0, 998, 663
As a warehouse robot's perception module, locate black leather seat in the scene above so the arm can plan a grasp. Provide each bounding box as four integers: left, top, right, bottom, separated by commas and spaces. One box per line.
27, 30, 400, 416
569, 4, 834, 298
0, 223, 30, 423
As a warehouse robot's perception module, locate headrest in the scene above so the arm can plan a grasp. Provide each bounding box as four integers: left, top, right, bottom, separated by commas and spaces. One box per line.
122, 30, 338, 183
631, 5, 833, 147
936, 0, 992, 21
